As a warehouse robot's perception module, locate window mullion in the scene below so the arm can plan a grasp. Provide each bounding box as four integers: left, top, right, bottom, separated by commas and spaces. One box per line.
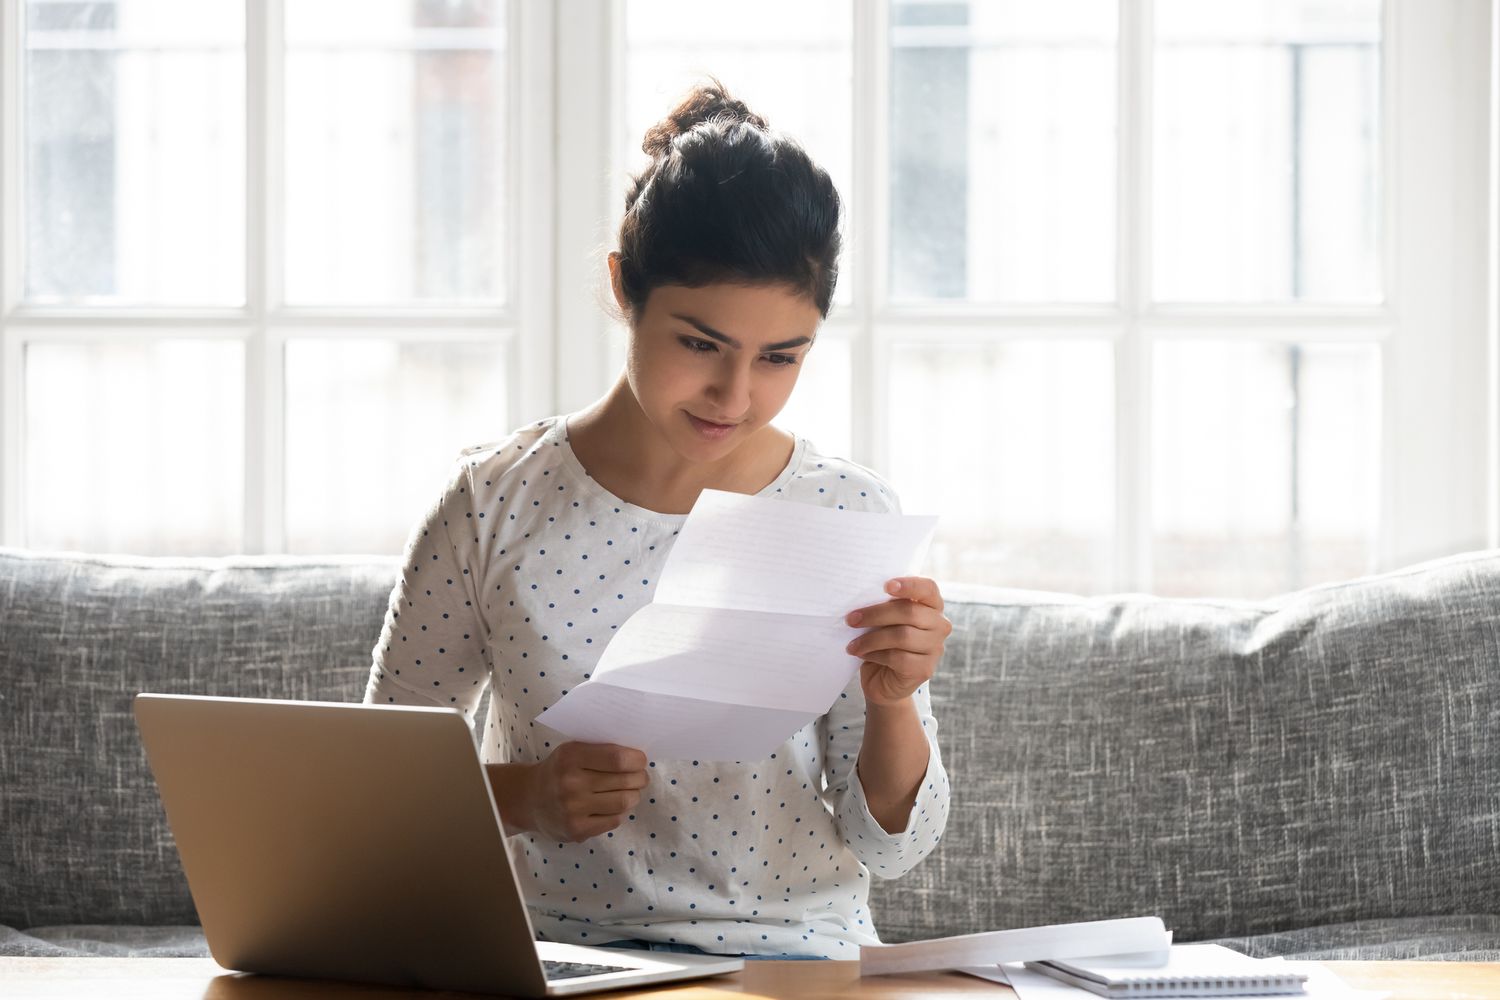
1, 0, 21, 546
1116, 0, 1152, 593
852, 0, 887, 474
553, 0, 613, 415
1490, 0, 1500, 549
0, 328, 20, 547
245, 0, 283, 554
515, 0, 557, 425
0, 1, 18, 318
1385, 0, 1492, 571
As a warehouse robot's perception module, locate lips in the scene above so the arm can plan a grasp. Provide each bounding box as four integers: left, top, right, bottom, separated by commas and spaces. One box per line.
687, 413, 741, 439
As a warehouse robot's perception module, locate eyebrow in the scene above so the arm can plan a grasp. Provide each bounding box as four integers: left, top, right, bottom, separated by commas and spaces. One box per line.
671, 314, 812, 353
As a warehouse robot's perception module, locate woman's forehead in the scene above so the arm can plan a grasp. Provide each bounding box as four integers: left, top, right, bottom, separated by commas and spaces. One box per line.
644, 282, 822, 333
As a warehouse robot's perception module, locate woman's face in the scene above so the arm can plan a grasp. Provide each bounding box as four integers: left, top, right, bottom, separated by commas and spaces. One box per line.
622, 279, 821, 464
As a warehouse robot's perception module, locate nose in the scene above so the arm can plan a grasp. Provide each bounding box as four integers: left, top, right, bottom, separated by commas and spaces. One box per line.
707, 358, 752, 418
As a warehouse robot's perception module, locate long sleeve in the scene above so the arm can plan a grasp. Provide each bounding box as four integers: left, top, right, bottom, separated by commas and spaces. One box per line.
363, 458, 493, 724
820, 670, 950, 879
813, 474, 950, 879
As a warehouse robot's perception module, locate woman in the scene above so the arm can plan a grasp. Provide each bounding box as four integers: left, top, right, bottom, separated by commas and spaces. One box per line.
364, 80, 952, 959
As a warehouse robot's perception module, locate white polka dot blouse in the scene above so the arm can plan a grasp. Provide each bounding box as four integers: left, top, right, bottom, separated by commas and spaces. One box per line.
364, 415, 950, 958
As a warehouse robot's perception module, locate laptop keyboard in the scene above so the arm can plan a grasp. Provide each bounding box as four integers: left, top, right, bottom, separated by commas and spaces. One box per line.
542, 960, 636, 981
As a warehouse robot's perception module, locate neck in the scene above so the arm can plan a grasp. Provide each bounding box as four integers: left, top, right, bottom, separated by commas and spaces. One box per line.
567, 376, 788, 512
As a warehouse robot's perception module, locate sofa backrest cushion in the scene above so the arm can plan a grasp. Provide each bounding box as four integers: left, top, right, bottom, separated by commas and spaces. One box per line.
868, 550, 1500, 942
0, 549, 399, 928
5, 546, 1498, 939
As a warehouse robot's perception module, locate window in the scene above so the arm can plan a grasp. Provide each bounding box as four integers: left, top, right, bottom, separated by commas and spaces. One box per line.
4, 0, 528, 556
22, 0, 245, 306
605, 0, 1492, 597
2, 0, 1492, 599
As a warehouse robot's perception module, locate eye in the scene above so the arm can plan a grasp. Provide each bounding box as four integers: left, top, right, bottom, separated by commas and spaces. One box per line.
762, 353, 800, 367
679, 336, 718, 354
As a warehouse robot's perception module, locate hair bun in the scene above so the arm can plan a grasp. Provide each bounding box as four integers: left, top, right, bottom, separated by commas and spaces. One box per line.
641, 77, 769, 158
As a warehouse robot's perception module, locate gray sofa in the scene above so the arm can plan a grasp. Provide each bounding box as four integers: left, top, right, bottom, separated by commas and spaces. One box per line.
2, 545, 1497, 960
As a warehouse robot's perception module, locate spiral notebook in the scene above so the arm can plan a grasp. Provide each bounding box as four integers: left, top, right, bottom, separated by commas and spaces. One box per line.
1026, 944, 1309, 998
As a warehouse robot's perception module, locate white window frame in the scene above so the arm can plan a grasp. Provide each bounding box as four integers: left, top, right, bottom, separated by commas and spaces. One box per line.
1, 0, 1494, 593
0, 0, 556, 554
560, 0, 1496, 593
1488, 0, 1500, 549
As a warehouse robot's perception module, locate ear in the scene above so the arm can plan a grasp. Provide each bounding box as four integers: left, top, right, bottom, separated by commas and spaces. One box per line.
607, 252, 631, 317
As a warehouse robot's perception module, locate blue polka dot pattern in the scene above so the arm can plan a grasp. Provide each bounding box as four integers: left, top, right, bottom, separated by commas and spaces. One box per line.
364, 416, 950, 958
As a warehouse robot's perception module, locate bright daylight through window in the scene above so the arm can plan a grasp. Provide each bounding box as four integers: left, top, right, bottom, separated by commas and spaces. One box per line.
3, 0, 1491, 602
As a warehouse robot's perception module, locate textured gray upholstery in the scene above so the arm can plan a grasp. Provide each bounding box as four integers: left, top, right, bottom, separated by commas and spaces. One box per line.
2, 545, 1497, 959
865, 552, 1500, 956
0, 925, 211, 958
0, 549, 397, 930
1212, 915, 1500, 961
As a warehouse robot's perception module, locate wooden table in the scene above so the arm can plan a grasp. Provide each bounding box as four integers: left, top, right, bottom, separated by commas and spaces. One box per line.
1, 958, 1498, 999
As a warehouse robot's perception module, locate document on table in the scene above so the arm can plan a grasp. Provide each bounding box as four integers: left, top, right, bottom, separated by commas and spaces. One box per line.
1025, 944, 1308, 997
860, 917, 1171, 977
534, 488, 938, 761
974, 954, 1383, 1000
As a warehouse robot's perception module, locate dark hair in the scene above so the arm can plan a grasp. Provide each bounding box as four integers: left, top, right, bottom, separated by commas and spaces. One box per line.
614, 78, 842, 319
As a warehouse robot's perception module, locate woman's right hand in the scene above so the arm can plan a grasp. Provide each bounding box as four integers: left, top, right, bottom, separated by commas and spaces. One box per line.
516, 742, 650, 843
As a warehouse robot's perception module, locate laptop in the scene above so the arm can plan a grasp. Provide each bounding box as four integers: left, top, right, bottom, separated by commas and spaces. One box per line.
133, 694, 744, 997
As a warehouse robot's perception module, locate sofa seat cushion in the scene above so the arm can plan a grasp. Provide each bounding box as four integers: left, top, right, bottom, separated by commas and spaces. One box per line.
1208, 914, 1500, 961
5, 915, 1496, 962
0, 924, 209, 958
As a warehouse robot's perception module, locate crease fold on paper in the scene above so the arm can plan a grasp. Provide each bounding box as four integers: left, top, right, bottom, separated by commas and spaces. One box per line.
535, 489, 937, 761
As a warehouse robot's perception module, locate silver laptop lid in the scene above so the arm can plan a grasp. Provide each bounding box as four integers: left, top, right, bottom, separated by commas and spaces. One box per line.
134, 694, 551, 997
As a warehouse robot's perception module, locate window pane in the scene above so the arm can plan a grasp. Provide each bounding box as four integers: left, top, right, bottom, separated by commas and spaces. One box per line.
285, 1, 508, 305
889, 0, 1116, 303
622, 1, 853, 306
25, 340, 244, 553
888, 339, 1115, 593
1152, 340, 1380, 597
1153, 0, 1382, 303
772, 334, 852, 459
284, 339, 509, 554
23, 0, 244, 305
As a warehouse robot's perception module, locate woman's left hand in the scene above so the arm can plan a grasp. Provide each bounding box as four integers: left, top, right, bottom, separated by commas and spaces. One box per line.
845, 577, 953, 707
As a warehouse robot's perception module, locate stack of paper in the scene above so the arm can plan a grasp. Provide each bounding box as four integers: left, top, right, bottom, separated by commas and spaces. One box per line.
859, 917, 1171, 976
1026, 944, 1308, 997
863, 921, 1379, 1000
958, 945, 1381, 1000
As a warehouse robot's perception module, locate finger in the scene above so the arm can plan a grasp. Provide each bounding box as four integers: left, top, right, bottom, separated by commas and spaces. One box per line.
856, 648, 934, 676
846, 623, 944, 659
845, 598, 949, 630
588, 789, 641, 816
586, 769, 650, 793
576, 743, 649, 774
884, 576, 945, 611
